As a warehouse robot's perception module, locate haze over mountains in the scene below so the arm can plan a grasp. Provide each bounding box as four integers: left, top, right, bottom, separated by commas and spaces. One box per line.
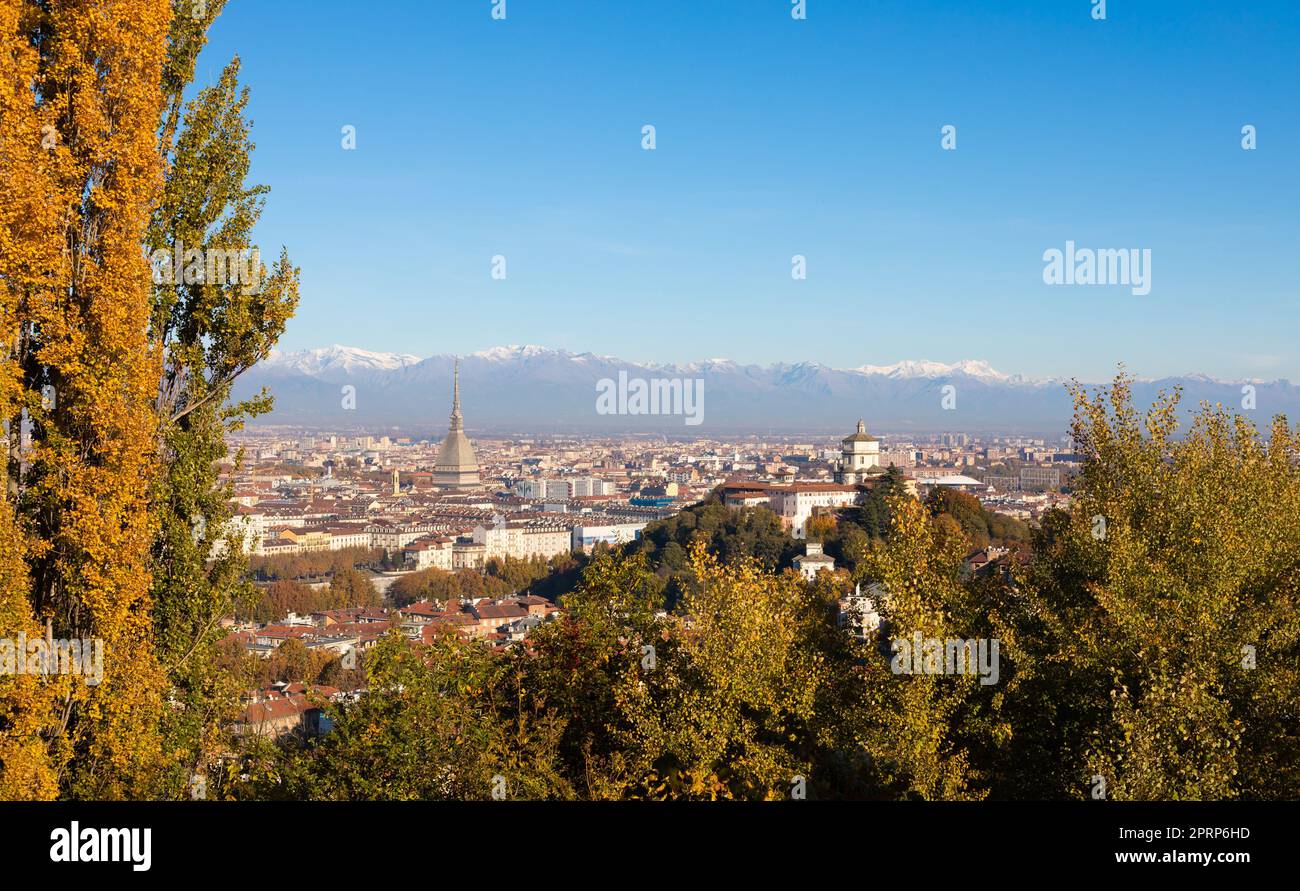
233, 345, 1300, 436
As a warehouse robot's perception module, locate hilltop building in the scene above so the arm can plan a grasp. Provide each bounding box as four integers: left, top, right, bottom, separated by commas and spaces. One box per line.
793, 540, 836, 581
835, 419, 883, 484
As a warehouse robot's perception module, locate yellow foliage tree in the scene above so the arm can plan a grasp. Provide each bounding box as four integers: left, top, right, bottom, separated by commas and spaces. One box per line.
1053, 377, 1299, 799
0, 0, 173, 798
607, 544, 828, 799
854, 497, 990, 800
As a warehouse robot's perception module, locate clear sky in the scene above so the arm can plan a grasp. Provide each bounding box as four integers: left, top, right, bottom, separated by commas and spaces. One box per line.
199, 0, 1298, 381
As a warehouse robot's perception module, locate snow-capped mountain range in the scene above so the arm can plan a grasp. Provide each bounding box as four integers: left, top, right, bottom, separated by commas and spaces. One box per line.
263, 346, 1035, 384
262, 345, 422, 376
236, 345, 1299, 434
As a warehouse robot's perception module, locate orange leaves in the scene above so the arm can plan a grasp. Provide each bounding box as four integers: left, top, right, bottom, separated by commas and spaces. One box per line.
0, 0, 175, 798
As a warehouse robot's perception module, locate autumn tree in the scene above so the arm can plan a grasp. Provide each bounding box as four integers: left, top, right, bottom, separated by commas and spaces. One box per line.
0, 0, 298, 800
0, 492, 61, 798
0, 0, 175, 798
524, 545, 866, 800
241, 630, 571, 801
851, 497, 995, 800
804, 513, 837, 543
484, 554, 558, 592
325, 568, 378, 610
993, 376, 1300, 799
522, 549, 665, 797
245, 580, 317, 624
0, 0, 59, 800
388, 566, 516, 608
247, 547, 381, 583
923, 486, 1030, 551
607, 545, 840, 799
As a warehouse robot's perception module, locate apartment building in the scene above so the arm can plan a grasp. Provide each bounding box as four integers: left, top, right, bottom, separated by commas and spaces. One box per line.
1019, 466, 1062, 490
366, 520, 441, 553
277, 527, 332, 552
473, 519, 572, 561
403, 535, 455, 571
322, 524, 370, 550
571, 521, 647, 552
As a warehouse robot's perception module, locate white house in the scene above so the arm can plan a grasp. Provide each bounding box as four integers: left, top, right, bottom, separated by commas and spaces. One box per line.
403, 535, 455, 571
793, 541, 836, 581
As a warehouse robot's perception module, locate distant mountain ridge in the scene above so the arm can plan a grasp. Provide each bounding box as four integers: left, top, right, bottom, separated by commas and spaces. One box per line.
263, 345, 422, 375
237, 345, 1300, 435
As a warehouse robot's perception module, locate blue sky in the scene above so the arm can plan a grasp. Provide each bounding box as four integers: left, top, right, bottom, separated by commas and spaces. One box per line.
199, 0, 1298, 381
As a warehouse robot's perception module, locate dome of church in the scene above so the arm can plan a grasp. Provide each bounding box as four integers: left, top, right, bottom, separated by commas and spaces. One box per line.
842, 419, 879, 443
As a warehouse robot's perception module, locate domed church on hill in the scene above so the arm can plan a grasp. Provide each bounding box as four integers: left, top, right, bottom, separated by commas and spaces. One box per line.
835, 419, 885, 485
432, 359, 483, 491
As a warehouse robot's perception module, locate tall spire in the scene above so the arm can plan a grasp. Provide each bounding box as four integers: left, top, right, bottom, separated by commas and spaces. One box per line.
433, 356, 481, 491
449, 358, 463, 432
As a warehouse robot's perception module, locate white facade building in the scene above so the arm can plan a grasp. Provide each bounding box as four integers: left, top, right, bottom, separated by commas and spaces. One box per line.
404, 535, 455, 571
516, 477, 614, 500
571, 521, 647, 552
768, 483, 859, 539
793, 541, 836, 581
473, 520, 572, 562
367, 521, 441, 553
515, 479, 547, 499
324, 524, 370, 551
571, 477, 615, 497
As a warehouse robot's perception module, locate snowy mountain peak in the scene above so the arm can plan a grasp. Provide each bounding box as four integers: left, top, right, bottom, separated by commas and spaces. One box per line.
674, 357, 739, 372
265, 345, 421, 375
262, 347, 1255, 389
470, 345, 562, 362
853, 359, 1012, 382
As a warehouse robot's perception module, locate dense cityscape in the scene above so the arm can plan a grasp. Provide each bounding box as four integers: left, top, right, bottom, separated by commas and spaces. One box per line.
220, 364, 1079, 736
1, 1, 1292, 874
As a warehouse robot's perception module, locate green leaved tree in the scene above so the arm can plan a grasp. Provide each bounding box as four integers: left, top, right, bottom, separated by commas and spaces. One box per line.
146, 1, 299, 799
992, 375, 1300, 799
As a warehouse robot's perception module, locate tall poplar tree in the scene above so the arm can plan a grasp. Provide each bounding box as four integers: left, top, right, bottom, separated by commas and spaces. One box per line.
1, 0, 296, 800
145, 0, 299, 798
0, 0, 174, 798
0, 0, 59, 800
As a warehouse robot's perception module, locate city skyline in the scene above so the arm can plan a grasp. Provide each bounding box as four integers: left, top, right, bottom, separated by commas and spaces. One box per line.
0, 0, 1292, 828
